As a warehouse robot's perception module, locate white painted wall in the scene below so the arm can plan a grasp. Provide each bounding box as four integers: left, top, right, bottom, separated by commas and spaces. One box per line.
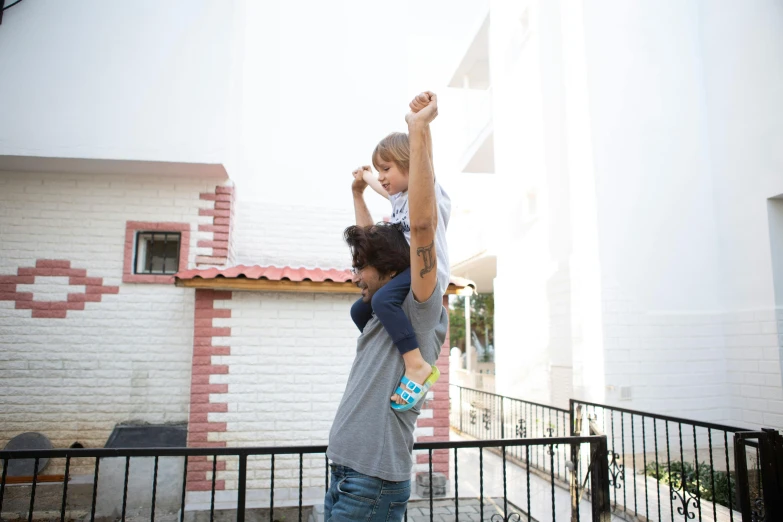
479, 0, 783, 427
576, 1, 726, 419
582, 1, 722, 312
489, 0, 555, 405
233, 201, 353, 270
489, 0, 606, 406
0, 0, 244, 166
697, 0, 783, 428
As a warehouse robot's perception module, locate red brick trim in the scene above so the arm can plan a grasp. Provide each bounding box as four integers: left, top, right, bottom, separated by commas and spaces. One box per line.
197, 185, 235, 267
0, 260, 119, 319
187, 289, 232, 491
123, 221, 191, 284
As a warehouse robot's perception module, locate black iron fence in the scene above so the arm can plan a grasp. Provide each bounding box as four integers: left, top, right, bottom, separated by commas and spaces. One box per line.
1, 436, 610, 522
570, 398, 748, 522
450, 385, 572, 485
733, 429, 783, 522
448, 384, 783, 522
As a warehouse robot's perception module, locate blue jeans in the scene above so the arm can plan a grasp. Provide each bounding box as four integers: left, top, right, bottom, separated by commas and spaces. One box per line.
324, 465, 410, 522
350, 268, 419, 355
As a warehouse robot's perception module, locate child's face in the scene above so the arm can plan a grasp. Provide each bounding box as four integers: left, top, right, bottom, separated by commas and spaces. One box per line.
376, 159, 408, 195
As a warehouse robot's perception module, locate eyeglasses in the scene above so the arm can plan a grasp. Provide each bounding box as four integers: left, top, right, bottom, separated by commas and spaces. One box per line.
350, 266, 364, 275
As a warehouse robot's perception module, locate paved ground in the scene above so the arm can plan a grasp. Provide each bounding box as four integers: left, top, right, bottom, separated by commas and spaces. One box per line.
405, 497, 525, 522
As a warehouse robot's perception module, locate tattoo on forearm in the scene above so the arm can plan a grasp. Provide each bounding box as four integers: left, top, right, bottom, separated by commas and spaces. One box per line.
416, 241, 436, 278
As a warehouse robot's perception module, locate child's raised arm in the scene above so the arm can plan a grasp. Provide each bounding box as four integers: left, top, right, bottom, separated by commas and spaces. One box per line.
361, 166, 390, 200
351, 166, 374, 227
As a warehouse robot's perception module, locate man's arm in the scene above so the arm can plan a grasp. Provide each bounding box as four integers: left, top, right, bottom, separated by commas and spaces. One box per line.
406, 92, 439, 302
351, 167, 374, 227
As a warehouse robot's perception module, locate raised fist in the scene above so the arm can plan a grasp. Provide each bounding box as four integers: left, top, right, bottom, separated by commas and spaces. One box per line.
351, 166, 368, 194
406, 91, 438, 127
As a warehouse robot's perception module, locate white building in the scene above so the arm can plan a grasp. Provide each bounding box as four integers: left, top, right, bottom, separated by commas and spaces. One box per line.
449, 0, 783, 430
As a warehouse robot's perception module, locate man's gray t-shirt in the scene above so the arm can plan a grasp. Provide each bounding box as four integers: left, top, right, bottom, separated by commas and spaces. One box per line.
327, 286, 447, 482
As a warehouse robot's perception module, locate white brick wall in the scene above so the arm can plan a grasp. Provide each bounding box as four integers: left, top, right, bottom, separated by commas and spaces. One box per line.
207, 291, 359, 493
724, 308, 783, 429
233, 201, 353, 269
0, 170, 224, 463
603, 282, 783, 430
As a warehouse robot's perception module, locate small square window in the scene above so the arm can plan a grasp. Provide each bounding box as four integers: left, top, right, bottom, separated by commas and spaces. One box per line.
123, 221, 189, 284
134, 232, 181, 275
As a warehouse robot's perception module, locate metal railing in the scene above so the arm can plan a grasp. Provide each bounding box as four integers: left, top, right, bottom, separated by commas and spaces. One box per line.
571, 399, 747, 522
450, 384, 572, 484
734, 429, 783, 522
448, 385, 783, 522
1, 436, 610, 522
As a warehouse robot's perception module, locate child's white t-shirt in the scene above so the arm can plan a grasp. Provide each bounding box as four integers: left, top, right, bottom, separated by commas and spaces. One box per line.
389, 182, 451, 294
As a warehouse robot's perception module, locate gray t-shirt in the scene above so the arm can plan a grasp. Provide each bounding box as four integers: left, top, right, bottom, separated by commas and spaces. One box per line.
327, 285, 447, 482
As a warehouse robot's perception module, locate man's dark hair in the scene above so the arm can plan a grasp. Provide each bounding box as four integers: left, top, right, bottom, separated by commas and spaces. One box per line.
344, 223, 410, 277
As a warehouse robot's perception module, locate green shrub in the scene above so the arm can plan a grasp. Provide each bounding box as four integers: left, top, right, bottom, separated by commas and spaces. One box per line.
645, 460, 737, 508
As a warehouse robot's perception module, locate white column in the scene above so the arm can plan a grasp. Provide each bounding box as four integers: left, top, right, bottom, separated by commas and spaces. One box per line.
465, 296, 473, 374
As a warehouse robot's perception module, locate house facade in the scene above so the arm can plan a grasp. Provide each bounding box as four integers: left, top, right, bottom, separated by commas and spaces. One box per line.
0, 0, 462, 513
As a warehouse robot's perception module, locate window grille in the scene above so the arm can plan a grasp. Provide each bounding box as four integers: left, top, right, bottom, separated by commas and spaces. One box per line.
134, 232, 181, 275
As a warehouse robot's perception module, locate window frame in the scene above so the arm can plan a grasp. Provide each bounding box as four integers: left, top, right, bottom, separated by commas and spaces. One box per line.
133, 231, 182, 276
123, 221, 190, 284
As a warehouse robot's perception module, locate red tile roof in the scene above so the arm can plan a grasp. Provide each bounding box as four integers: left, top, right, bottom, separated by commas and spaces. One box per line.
175, 265, 352, 283
175, 265, 475, 291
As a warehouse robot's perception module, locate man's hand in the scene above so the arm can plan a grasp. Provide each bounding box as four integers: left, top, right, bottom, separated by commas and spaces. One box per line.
351, 166, 369, 194
405, 91, 438, 127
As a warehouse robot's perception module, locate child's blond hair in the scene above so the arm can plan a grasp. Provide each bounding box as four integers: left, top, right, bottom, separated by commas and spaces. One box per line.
372, 132, 410, 174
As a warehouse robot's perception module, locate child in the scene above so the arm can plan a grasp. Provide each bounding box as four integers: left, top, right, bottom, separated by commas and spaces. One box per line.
349, 93, 451, 411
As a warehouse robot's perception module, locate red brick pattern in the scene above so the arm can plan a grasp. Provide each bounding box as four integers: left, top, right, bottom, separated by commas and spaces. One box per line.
416, 296, 451, 474
0, 259, 120, 319
123, 221, 191, 284
186, 289, 232, 491
197, 185, 235, 266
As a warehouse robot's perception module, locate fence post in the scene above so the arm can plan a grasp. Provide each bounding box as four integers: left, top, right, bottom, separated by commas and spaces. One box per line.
572, 403, 583, 437
237, 454, 247, 522
570, 441, 581, 522
500, 396, 505, 439
759, 428, 783, 522
590, 436, 611, 522
734, 432, 752, 522
569, 399, 575, 434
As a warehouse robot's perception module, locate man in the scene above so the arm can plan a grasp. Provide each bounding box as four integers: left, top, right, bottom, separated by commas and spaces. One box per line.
325, 92, 446, 521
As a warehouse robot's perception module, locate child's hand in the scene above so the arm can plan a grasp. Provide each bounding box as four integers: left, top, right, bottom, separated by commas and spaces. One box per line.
406, 91, 438, 126
360, 165, 375, 183
409, 92, 431, 113
351, 166, 369, 194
